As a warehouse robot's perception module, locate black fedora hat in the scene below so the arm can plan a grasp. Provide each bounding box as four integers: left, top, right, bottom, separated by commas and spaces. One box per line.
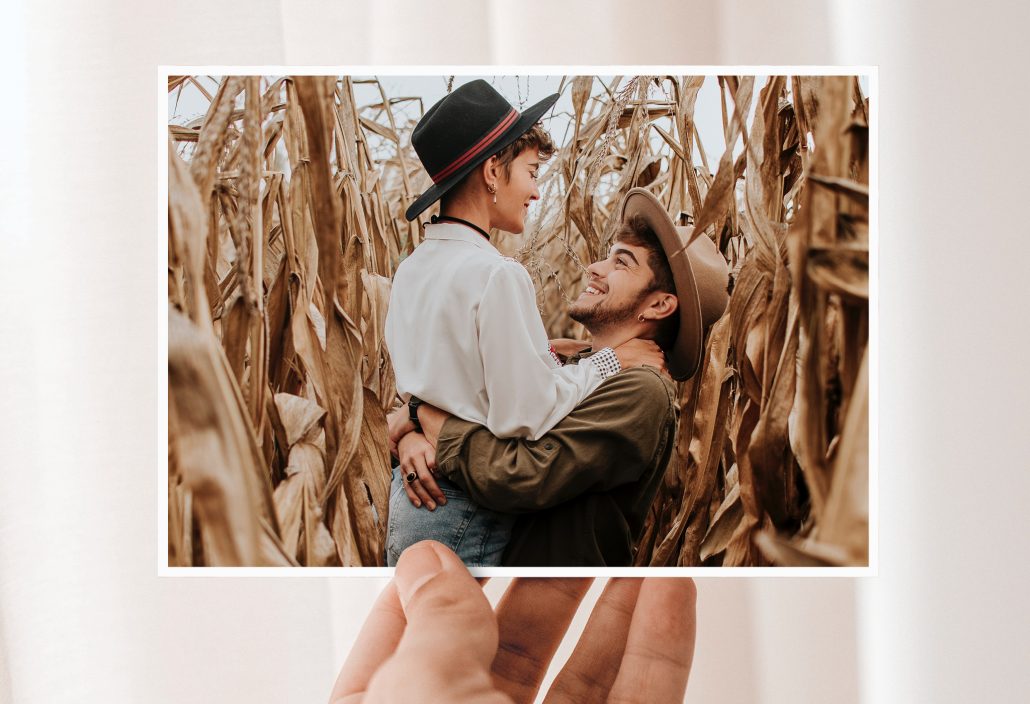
404, 79, 559, 222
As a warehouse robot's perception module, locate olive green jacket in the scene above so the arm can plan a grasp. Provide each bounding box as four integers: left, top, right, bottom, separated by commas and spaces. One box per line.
435, 364, 678, 566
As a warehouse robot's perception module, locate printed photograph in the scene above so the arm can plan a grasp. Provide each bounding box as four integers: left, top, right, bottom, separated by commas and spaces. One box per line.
165, 72, 871, 569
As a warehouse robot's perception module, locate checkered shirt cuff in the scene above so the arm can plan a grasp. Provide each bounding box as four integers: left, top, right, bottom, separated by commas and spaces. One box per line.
586, 346, 621, 380
548, 344, 564, 366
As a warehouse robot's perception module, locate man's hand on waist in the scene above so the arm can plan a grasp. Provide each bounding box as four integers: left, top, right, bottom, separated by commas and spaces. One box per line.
387, 404, 416, 457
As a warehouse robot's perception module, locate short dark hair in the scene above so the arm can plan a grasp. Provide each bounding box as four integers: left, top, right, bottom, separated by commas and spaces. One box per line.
442, 124, 555, 211
493, 123, 555, 181
615, 213, 679, 349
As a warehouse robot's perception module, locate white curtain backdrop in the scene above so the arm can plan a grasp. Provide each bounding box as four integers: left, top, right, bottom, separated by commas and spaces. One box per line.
2, 0, 1029, 702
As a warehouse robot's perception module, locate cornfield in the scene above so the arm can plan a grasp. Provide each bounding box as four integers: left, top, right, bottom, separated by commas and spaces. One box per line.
167, 74, 870, 567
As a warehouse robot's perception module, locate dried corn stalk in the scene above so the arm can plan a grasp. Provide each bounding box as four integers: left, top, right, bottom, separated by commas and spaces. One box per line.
168, 74, 869, 566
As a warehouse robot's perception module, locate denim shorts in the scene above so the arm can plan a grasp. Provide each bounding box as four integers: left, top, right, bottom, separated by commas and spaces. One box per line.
386, 465, 515, 567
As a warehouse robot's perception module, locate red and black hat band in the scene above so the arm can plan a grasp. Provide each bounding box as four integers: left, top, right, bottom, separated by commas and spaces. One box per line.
429, 108, 519, 184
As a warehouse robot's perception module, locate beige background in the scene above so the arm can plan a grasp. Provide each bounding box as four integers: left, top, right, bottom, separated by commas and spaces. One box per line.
2, 0, 1028, 702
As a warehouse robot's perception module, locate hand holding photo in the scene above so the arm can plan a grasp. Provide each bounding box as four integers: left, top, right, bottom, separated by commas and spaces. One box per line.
328, 540, 697, 703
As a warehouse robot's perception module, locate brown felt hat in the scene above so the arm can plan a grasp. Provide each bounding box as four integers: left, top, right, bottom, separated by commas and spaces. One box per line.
619, 188, 730, 381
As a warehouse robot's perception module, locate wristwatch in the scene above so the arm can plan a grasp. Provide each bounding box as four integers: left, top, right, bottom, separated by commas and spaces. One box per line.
408, 396, 424, 434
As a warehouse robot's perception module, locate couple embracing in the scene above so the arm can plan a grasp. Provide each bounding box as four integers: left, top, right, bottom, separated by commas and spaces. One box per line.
383, 80, 728, 567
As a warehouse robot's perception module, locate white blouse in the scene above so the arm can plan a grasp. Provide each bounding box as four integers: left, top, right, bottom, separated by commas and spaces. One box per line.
385, 222, 616, 440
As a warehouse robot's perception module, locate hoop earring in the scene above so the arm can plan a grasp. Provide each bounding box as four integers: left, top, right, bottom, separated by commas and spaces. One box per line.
638, 314, 646, 323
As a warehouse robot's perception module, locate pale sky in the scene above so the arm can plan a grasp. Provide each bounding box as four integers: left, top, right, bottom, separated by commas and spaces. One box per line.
168, 73, 870, 188
170, 74, 758, 168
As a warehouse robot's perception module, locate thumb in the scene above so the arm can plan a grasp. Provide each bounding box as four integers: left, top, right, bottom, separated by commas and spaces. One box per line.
394, 541, 497, 659
374, 542, 500, 691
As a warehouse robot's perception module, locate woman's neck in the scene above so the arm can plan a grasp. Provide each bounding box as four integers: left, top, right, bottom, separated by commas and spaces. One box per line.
439, 200, 491, 234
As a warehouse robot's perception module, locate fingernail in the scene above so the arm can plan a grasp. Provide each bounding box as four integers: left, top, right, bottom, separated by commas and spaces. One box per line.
414, 499, 421, 508
395, 542, 443, 607
438, 496, 447, 505
427, 501, 436, 511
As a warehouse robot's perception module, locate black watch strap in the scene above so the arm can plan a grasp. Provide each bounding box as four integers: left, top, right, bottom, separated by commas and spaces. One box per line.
408, 396, 424, 434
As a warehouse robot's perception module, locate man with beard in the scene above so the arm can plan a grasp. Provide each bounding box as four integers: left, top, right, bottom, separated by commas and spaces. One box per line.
396, 188, 730, 566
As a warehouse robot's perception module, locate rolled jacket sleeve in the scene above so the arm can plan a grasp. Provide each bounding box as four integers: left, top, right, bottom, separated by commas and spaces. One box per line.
476, 261, 609, 440
436, 367, 677, 513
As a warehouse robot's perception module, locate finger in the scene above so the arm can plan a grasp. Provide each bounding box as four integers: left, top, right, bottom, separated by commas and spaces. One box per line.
410, 481, 435, 511
410, 478, 436, 511
366, 542, 502, 702
607, 578, 697, 704
407, 455, 436, 510
400, 465, 422, 508
491, 578, 593, 704
426, 453, 442, 487
544, 578, 642, 704
328, 581, 406, 703
403, 482, 423, 508
416, 456, 447, 506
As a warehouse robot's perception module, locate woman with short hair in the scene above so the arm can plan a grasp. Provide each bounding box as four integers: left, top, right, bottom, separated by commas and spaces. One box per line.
384, 79, 664, 566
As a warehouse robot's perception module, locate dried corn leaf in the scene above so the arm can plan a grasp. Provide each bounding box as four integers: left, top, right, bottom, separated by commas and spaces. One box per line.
168, 74, 869, 567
